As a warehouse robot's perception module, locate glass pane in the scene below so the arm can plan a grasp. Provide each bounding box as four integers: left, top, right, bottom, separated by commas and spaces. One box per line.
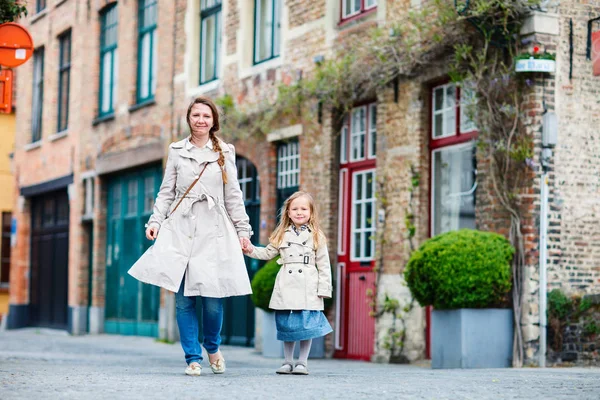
112, 184, 121, 217
365, 202, 373, 228
151, 30, 157, 95
366, 172, 373, 199
366, 0, 377, 7
444, 107, 456, 136
273, 0, 281, 57
255, 0, 273, 62
445, 85, 456, 108
434, 87, 444, 111
354, 203, 362, 229
355, 174, 363, 200
144, 176, 155, 212
59, 70, 69, 130
340, 125, 347, 162
201, 14, 217, 82
432, 144, 476, 235
113, 50, 119, 107
128, 180, 138, 214
101, 52, 112, 113
434, 113, 443, 138
43, 198, 54, 227
364, 232, 372, 258
354, 233, 361, 258
140, 32, 151, 99
354, 0, 361, 13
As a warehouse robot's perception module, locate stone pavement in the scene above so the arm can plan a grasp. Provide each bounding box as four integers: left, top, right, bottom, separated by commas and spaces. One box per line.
0, 329, 598, 400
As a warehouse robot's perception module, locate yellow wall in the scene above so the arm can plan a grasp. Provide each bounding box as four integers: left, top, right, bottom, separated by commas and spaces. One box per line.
0, 112, 15, 317
0, 113, 15, 211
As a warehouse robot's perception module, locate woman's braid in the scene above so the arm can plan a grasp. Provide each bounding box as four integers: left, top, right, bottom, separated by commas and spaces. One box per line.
209, 133, 228, 184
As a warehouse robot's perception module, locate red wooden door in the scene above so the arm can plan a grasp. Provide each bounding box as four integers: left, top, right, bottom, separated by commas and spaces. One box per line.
334, 104, 377, 360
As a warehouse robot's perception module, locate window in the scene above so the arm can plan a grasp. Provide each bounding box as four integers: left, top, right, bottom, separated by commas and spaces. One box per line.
254, 0, 281, 64
127, 180, 138, 215
99, 5, 118, 117
0, 212, 11, 288
57, 30, 71, 132
276, 140, 300, 213
431, 82, 477, 140
143, 176, 155, 212
31, 47, 44, 143
137, 0, 157, 103
340, 103, 377, 163
342, 0, 377, 21
36, 0, 46, 13
200, 0, 222, 84
431, 143, 476, 235
83, 176, 95, 220
277, 141, 299, 190
351, 169, 376, 261
430, 82, 478, 236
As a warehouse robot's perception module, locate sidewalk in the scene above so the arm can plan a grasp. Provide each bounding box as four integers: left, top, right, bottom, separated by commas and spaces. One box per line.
0, 329, 598, 400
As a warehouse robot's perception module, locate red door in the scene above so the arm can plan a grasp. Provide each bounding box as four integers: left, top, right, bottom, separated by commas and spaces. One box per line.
334, 104, 377, 360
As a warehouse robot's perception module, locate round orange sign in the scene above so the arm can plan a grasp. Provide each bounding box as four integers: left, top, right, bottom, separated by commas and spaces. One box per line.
0, 23, 34, 68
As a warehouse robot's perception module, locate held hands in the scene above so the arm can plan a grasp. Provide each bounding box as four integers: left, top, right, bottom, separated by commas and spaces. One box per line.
145, 225, 158, 241
239, 237, 254, 254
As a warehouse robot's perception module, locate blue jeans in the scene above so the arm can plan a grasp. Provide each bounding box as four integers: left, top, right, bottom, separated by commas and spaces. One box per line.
175, 279, 223, 365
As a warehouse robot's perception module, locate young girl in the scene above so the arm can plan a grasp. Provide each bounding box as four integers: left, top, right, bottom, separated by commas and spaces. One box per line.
243, 191, 333, 375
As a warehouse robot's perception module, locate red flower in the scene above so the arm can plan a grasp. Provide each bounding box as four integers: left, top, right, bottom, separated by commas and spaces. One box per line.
533, 46, 540, 54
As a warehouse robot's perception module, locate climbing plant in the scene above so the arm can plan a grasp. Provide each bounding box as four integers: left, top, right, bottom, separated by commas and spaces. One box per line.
217, 0, 542, 366
0, 0, 27, 23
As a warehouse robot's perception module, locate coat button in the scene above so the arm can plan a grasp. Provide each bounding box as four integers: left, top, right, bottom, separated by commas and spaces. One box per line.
288, 242, 291, 246
299, 269, 303, 273
288, 270, 292, 274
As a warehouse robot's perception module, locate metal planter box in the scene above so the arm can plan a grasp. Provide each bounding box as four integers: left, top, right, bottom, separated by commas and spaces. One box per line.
432, 309, 513, 369
260, 309, 325, 359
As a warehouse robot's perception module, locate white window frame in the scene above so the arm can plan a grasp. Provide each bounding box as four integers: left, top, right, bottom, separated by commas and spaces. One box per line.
350, 106, 366, 162
432, 83, 456, 140
350, 168, 376, 262
277, 141, 300, 189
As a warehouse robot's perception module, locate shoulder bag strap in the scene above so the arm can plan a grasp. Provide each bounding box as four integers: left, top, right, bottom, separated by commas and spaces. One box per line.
168, 162, 209, 217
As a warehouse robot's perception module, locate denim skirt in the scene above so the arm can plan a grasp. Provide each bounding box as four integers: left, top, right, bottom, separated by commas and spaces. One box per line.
275, 310, 333, 341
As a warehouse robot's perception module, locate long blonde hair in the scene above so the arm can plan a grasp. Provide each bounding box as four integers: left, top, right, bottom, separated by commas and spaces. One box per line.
269, 191, 324, 249
186, 96, 228, 184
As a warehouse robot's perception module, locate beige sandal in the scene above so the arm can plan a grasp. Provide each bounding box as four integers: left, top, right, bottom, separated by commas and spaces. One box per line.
185, 362, 202, 376
276, 363, 293, 374
210, 357, 226, 374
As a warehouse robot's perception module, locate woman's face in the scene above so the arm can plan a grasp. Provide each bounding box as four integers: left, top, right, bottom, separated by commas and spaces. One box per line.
288, 196, 311, 227
188, 103, 214, 136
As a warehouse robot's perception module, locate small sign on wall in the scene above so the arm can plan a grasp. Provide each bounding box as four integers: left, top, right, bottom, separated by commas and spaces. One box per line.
593, 30, 600, 76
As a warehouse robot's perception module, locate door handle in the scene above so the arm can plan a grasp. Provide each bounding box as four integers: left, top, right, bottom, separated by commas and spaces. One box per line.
359, 275, 366, 281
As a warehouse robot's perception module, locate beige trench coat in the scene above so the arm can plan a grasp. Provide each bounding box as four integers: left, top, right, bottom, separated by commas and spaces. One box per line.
249, 228, 332, 310
128, 137, 252, 297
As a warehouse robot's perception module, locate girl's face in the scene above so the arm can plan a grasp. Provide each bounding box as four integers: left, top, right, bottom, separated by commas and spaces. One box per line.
188, 103, 214, 136
288, 196, 311, 228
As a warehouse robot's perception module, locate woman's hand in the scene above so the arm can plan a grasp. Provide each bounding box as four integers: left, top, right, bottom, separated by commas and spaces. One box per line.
145, 225, 158, 241
239, 237, 253, 254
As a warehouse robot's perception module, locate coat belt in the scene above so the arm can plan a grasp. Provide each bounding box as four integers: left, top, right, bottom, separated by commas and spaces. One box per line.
175, 192, 219, 217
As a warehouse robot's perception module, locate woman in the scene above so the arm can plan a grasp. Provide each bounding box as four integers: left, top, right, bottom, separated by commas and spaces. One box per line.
129, 96, 253, 377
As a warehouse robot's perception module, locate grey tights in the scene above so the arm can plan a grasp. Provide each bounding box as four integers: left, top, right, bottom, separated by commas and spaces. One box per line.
283, 339, 313, 364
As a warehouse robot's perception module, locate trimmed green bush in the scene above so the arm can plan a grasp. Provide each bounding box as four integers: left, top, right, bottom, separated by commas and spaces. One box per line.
404, 229, 514, 309
251, 257, 280, 312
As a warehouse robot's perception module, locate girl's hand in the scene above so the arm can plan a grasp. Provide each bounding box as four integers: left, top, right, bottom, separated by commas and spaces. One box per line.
145, 225, 158, 241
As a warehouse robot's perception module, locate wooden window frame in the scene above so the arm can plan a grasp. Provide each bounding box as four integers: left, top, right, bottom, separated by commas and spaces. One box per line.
137, 0, 157, 104
31, 47, 44, 143
253, 0, 281, 65
200, 0, 222, 84
57, 30, 71, 133
99, 4, 119, 117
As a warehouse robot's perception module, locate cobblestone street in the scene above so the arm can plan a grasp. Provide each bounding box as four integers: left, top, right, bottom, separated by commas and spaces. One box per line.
0, 329, 598, 400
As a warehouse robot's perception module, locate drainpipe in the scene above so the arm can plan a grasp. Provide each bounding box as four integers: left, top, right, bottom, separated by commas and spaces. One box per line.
539, 111, 558, 368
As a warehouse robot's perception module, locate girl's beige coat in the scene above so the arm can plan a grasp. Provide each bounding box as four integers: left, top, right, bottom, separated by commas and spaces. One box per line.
249, 229, 333, 310
128, 138, 252, 297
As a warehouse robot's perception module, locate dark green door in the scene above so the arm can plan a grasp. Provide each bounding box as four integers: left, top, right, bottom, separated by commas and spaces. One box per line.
105, 165, 162, 336
220, 156, 261, 346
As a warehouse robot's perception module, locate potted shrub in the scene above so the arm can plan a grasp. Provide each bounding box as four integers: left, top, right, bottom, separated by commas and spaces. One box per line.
250, 256, 327, 358
404, 229, 515, 368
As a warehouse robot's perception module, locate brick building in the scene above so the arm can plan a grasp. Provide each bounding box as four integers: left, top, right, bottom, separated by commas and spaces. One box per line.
7, 0, 600, 366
